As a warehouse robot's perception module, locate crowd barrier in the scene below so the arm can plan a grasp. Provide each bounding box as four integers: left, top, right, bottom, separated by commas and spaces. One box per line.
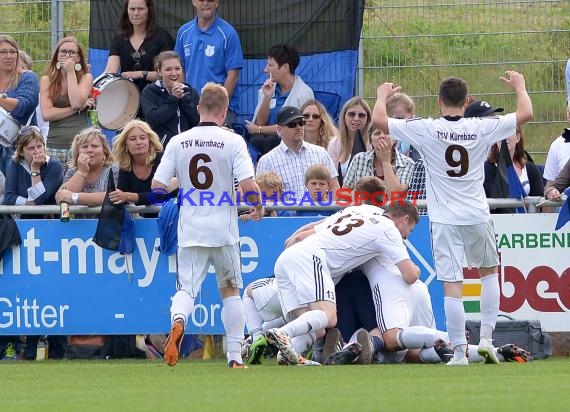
1, 197, 569, 335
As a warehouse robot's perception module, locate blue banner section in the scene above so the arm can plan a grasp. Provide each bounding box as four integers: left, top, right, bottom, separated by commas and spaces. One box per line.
88, 49, 357, 123
0, 216, 441, 335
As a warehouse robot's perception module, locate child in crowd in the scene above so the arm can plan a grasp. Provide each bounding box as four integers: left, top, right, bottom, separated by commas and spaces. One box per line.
241, 171, 293, 221
296, 164, 334, 217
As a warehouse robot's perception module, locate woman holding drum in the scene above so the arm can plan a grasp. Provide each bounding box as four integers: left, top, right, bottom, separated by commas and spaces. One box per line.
0, 35, 40, 175
40, 37, 94, 167
140, 51, 199, 147
103, 0, 174, 119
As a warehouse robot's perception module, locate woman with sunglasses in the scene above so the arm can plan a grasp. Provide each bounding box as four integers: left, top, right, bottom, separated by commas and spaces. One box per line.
40, 37, 94, 167
328, 97, 372, 186
104, 0, 174, 113
0, 35, 40, 176
300, 99, 338, 150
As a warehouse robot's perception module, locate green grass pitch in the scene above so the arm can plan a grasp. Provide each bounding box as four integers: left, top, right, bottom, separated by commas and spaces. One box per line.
1, 358, 569, 411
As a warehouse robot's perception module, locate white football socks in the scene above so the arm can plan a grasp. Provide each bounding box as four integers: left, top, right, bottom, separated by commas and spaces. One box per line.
280, 310, 328, 338
444, 296, 468, 358
480, 273, 500, 340
222, 295, 246, 363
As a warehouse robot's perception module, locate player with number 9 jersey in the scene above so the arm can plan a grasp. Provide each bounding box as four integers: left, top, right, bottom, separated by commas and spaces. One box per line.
386, 114, 516, 225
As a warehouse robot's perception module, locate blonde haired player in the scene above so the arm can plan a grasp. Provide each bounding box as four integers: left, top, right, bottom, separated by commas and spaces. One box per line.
152, 83, 263, 368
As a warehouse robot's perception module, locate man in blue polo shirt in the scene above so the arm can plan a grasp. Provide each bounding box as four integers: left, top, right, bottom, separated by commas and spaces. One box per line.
175, 0, 243, 126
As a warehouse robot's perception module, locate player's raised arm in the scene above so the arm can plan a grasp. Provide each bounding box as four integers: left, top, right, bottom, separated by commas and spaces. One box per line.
500, 70, 533, 126
372, 82, 402, 134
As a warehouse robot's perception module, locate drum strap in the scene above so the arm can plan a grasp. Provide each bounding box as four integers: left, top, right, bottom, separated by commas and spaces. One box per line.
177, 107, 181, 135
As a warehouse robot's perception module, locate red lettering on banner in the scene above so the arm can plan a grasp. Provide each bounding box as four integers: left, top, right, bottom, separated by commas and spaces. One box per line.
498, 263, 569, 313
499, 265, 527, 313
526, 266, 564, 312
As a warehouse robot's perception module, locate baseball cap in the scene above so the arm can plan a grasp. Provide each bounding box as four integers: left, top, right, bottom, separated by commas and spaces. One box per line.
464, 100, 504, 118
277, 106, 304, 126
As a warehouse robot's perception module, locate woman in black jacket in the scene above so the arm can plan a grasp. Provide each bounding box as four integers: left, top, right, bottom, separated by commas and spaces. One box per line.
483, 125, 544, 213
141, 51, 199, 148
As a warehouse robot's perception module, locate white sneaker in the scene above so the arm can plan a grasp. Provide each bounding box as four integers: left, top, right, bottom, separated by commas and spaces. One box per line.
477, 338, 500, 364
446, 356, 469, 366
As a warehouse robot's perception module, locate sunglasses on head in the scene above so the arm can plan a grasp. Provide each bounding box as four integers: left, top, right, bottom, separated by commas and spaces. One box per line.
285, 119, 306, 128
347, 111, 367, 119
303, 113, 321, 120
18, 125, 42, 138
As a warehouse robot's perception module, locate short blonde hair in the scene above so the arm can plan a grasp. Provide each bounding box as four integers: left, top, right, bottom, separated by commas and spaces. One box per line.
304, 164, 331, 185
199, 82, 228, 116
112, 120, 163, 171
386, 92, 415, 117
256, 172, 284, 192
70, 127, 114, 168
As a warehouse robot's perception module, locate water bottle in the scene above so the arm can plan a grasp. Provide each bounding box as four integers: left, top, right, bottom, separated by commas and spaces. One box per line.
36, 336, 48, 361
60, 185, 70, 222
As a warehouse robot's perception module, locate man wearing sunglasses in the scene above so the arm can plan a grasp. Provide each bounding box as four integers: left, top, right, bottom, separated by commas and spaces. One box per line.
256, 106, 339, 203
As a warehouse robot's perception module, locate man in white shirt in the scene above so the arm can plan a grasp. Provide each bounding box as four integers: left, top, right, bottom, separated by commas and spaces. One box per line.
373, 71, 533, 365
152, 83, 263, 369
543, 101, 570, 185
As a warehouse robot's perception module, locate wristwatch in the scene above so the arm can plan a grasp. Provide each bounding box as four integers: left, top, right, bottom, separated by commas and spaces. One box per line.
0, 93, 7, 99
30, 171, 40, 177
142, 71, 148, 80
71, 192, 79, 205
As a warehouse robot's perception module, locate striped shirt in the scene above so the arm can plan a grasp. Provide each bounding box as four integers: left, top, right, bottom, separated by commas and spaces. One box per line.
343, 149, 415, 190
256, 140, 337, 200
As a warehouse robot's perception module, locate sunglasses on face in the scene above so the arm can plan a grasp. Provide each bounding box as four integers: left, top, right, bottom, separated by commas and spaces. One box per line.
347, 111, 367, 119
303, 113, 321, 120
285, 119, 307, 128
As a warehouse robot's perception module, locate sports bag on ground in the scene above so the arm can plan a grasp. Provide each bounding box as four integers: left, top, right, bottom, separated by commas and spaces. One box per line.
465, 315, 552, 359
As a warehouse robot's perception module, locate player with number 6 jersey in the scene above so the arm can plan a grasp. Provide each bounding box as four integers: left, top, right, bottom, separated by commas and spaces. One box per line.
152, 83, 263, 369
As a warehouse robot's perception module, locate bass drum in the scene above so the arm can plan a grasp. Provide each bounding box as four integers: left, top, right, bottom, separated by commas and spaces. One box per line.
93, 73, 140, 130
0, 107, 21, 147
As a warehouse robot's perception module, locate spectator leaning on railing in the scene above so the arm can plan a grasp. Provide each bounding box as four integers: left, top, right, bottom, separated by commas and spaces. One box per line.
544, 156, 570, 201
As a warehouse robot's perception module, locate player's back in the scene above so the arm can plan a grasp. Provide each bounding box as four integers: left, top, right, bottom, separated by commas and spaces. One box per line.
298, 205, 407, 280
389, 114, 516, 225
166, 125, 254, 246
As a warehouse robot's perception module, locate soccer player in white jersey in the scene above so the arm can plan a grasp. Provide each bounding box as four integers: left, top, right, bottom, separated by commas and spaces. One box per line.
266, 201, 420, 365
152, 83, 264, 368
372, 71, 533, 365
